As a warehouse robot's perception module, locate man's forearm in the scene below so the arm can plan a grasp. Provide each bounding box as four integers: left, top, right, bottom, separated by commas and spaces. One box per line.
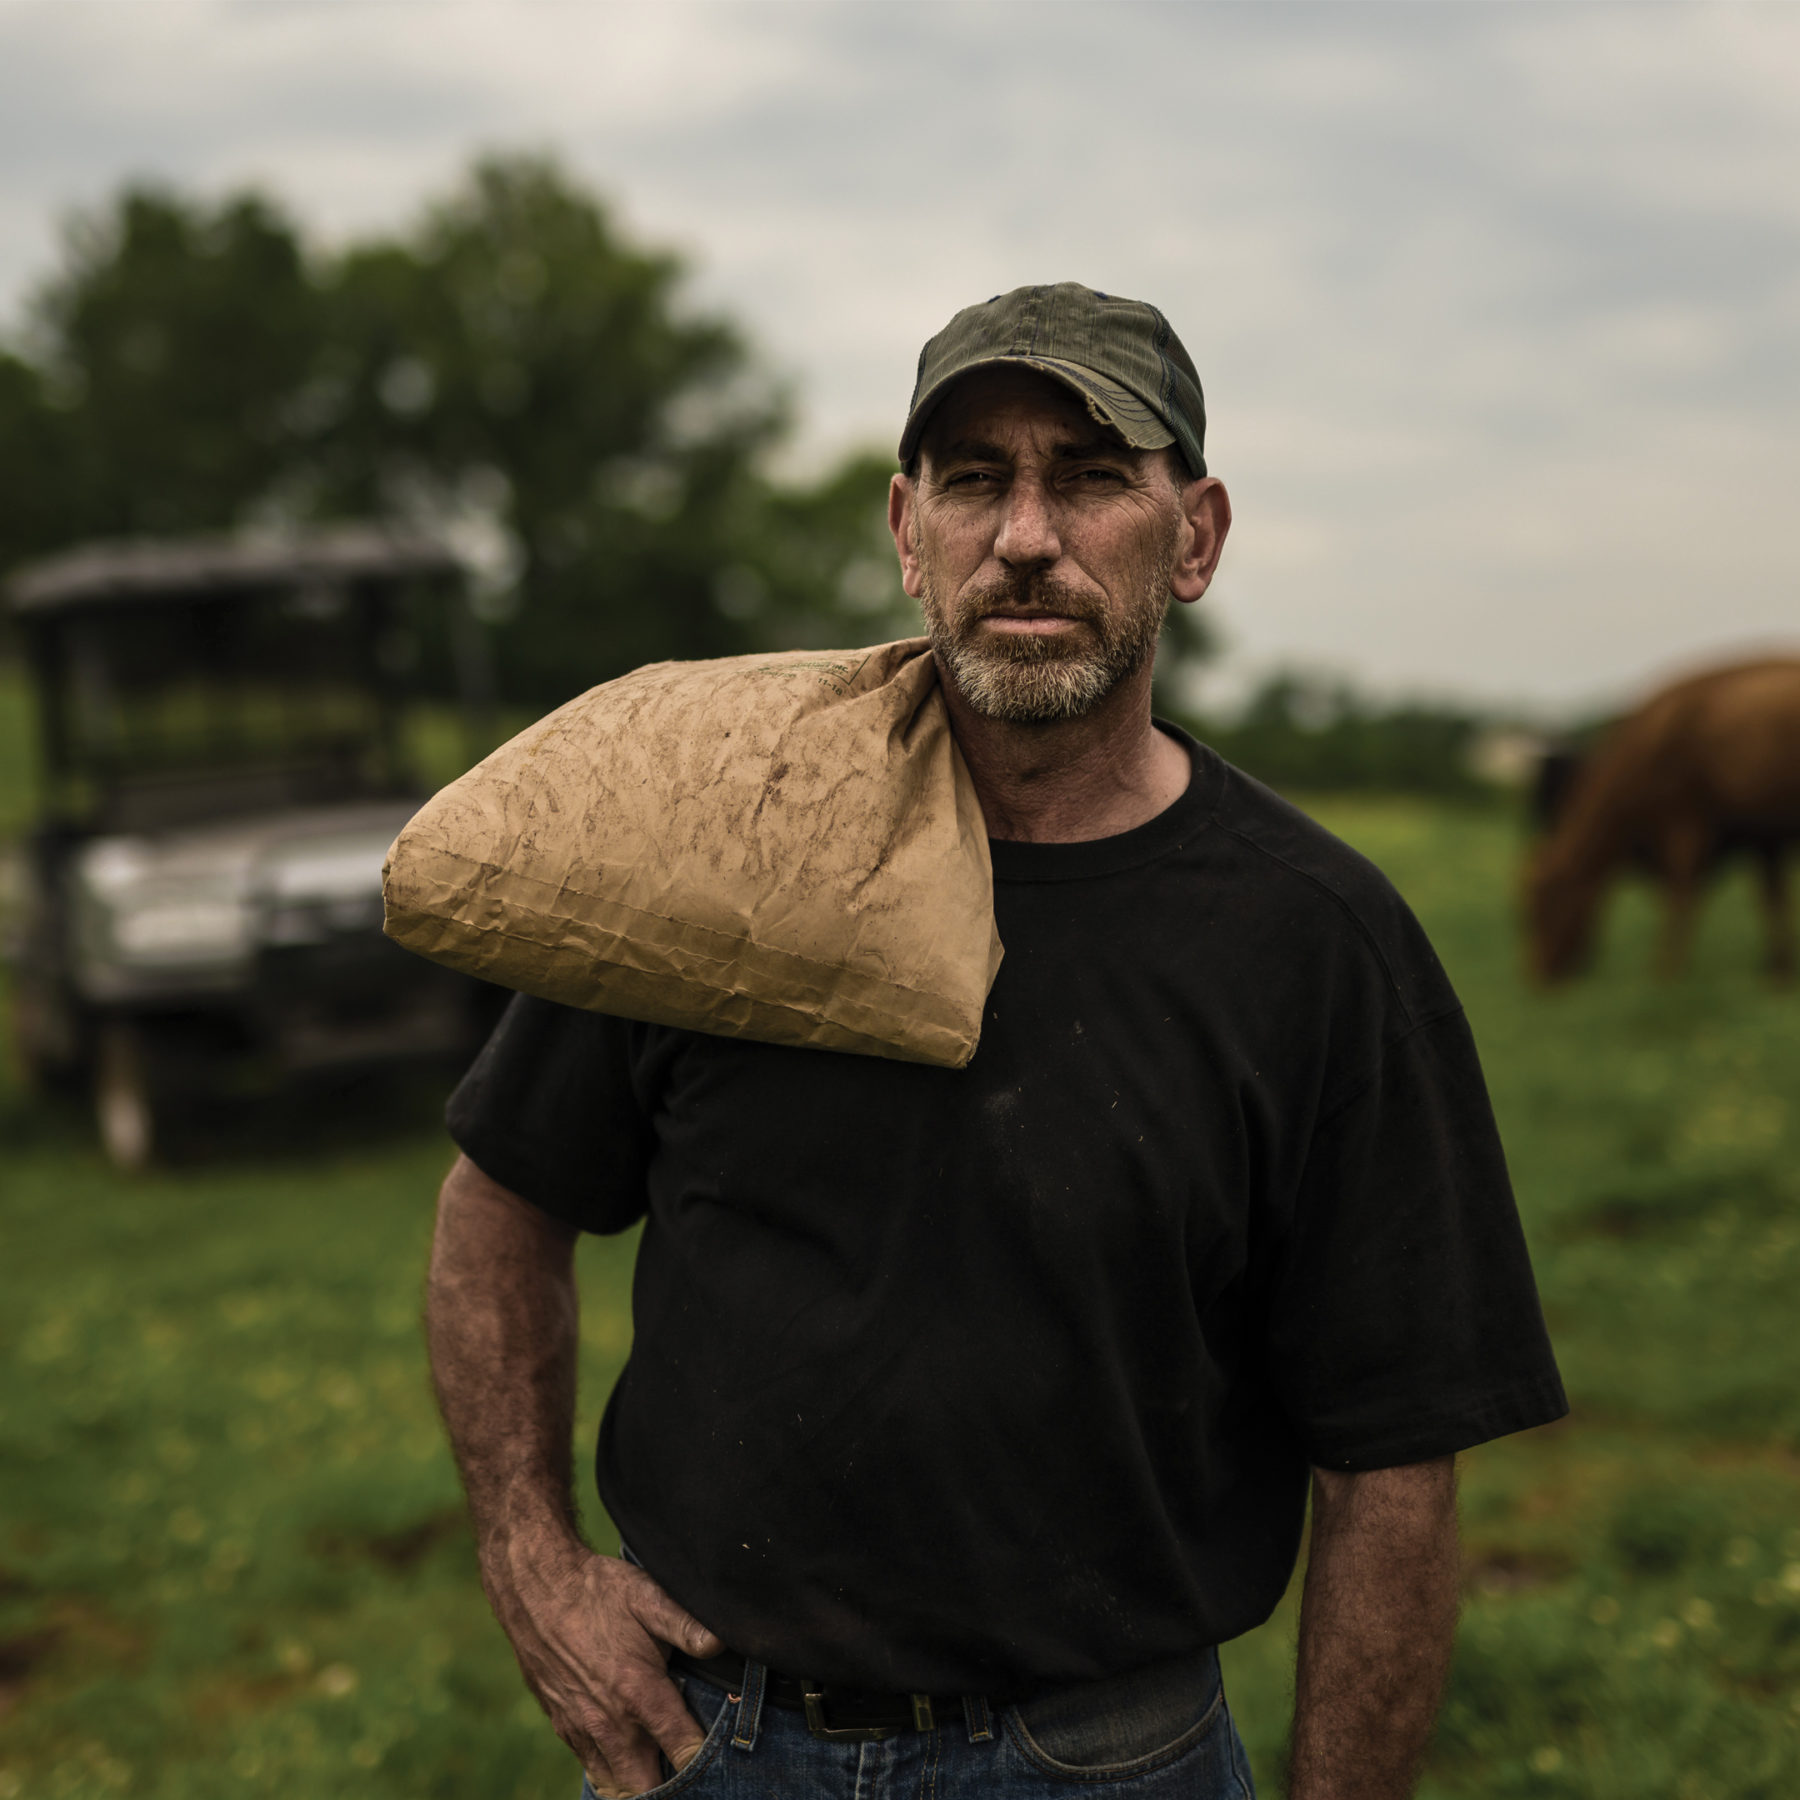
1289, 1457, 1460, 1800
426, 1153, 584, 1556
425, 1154, 723, 1795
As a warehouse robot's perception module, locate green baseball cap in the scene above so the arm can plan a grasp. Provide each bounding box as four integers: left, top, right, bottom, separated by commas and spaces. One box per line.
899, 282, 1207, 479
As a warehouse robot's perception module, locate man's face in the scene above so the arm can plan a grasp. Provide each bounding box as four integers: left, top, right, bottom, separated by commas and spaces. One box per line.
893, 367, 1189, 724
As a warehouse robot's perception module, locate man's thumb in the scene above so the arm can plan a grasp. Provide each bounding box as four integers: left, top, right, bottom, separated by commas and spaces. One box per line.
677, 1615, 726, 1658
641, 1588, 724, 1658
669, 1731, 709, 1773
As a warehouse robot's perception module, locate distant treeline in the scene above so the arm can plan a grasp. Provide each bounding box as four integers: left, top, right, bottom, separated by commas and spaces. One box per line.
0, 155, 1223, 713
1176, 673, 1499, 798
0, 157, 932, 708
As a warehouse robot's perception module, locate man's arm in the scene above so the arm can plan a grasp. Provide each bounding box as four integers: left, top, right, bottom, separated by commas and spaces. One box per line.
426, 1153, 724, 1799
1289, 1456, 1460, 1800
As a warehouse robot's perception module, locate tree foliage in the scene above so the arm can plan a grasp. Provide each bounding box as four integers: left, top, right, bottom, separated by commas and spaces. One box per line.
301, 159, 790, 699
1185, 672, 1488, 797
0, 350, 78, 564
27, 188, 321, 541
0, 156, 1218, 709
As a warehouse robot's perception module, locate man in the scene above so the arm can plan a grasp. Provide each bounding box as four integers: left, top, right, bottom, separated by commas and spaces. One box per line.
428, 282, 1567, 1799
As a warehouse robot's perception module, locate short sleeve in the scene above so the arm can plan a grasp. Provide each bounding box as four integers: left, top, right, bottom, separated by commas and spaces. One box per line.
445, 993, 654, 1235
1264, 1007, 1568, 1470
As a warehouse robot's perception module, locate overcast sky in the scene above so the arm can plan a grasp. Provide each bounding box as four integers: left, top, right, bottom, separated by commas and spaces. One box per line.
3, 0, 1796, 713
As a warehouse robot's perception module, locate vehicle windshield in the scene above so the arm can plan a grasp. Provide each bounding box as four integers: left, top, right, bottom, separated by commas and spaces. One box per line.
50, 582, 409, 830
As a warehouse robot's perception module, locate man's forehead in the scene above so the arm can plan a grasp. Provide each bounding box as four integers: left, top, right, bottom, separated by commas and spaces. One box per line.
920, 366, 1135, 461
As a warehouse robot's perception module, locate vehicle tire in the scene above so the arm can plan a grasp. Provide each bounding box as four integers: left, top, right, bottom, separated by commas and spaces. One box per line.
94, 1022, 159, 1171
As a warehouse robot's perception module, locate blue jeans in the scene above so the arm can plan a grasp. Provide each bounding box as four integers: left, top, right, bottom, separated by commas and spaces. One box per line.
578, 1652, 1256, 1800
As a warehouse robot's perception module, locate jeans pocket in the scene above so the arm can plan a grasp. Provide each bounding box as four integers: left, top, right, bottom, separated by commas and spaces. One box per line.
578, 1675, 734, 1800
1006, 1648, 1227, 1781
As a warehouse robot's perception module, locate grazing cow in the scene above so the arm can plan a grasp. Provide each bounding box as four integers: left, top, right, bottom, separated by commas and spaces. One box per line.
1524, 658, 1800, 984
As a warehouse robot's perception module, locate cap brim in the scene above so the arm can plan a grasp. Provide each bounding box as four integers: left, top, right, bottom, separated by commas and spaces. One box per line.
899, 354, 1176, 466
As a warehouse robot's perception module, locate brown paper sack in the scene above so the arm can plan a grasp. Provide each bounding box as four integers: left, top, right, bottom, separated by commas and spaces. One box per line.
382, 639, 1002, 1068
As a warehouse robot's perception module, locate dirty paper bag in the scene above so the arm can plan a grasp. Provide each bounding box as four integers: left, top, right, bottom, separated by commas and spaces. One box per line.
382, 639, 1002, 1068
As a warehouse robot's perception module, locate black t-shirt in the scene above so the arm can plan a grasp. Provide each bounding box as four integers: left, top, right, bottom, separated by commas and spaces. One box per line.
447, 729, 1566, 1698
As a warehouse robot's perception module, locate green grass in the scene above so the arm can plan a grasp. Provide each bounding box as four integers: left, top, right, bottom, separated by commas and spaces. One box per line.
4, 794, 1800, 1798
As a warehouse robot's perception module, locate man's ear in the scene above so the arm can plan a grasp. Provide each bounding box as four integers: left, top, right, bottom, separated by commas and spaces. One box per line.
889, 472, 926, 600
1171, 478, 1231, 604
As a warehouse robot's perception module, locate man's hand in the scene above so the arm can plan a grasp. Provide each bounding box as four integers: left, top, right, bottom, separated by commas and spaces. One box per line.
481, 1527, 725, 1797
1289, 1456, 1460, 1800
426, 1155, 724, 1797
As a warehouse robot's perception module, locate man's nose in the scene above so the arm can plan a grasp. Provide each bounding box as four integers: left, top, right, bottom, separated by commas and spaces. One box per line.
992, 477, 1061, 567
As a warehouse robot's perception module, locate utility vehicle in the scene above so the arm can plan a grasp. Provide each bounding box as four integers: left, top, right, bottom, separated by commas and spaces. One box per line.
4, 527, 499, 1166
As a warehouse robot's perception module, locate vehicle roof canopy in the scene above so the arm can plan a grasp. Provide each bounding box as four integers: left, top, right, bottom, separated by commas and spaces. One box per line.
5, 525, 463, 616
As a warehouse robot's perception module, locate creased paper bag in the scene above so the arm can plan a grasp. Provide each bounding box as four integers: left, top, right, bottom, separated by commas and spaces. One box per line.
382, 638, 1002, 1068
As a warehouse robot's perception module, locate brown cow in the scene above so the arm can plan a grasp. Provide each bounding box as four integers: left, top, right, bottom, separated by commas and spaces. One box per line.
1525, 658, 1800, 984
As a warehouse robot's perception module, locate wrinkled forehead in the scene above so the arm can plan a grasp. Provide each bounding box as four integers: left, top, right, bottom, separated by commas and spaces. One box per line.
915, 365, 1134, 468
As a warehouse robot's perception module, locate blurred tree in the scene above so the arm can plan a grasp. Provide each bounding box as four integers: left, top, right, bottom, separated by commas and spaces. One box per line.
24, 187, 322, 539
0, 351, 79, 575
1185, 671, 1487, 797
733, 450, 915, 649
304, 155, 789, 702
0, 155, 1218, 708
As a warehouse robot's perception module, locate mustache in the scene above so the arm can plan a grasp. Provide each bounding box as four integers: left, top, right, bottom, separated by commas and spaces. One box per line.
950, 569, 1107, 629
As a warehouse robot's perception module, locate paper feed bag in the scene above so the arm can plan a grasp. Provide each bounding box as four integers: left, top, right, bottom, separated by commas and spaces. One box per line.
381, 639, 1002, 1069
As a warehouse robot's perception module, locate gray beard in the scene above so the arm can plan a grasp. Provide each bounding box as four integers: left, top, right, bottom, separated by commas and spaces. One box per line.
919, 564, 1173, 724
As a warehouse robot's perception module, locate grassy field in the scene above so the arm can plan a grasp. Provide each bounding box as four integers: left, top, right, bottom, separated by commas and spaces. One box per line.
3, 779, 1799, 1799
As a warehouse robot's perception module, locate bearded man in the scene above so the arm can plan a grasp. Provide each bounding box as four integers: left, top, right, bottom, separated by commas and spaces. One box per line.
427, 283, 1566, 1800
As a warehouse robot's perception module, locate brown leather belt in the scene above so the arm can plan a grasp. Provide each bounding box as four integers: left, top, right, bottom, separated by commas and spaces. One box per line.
669, 1648, 970, 1740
